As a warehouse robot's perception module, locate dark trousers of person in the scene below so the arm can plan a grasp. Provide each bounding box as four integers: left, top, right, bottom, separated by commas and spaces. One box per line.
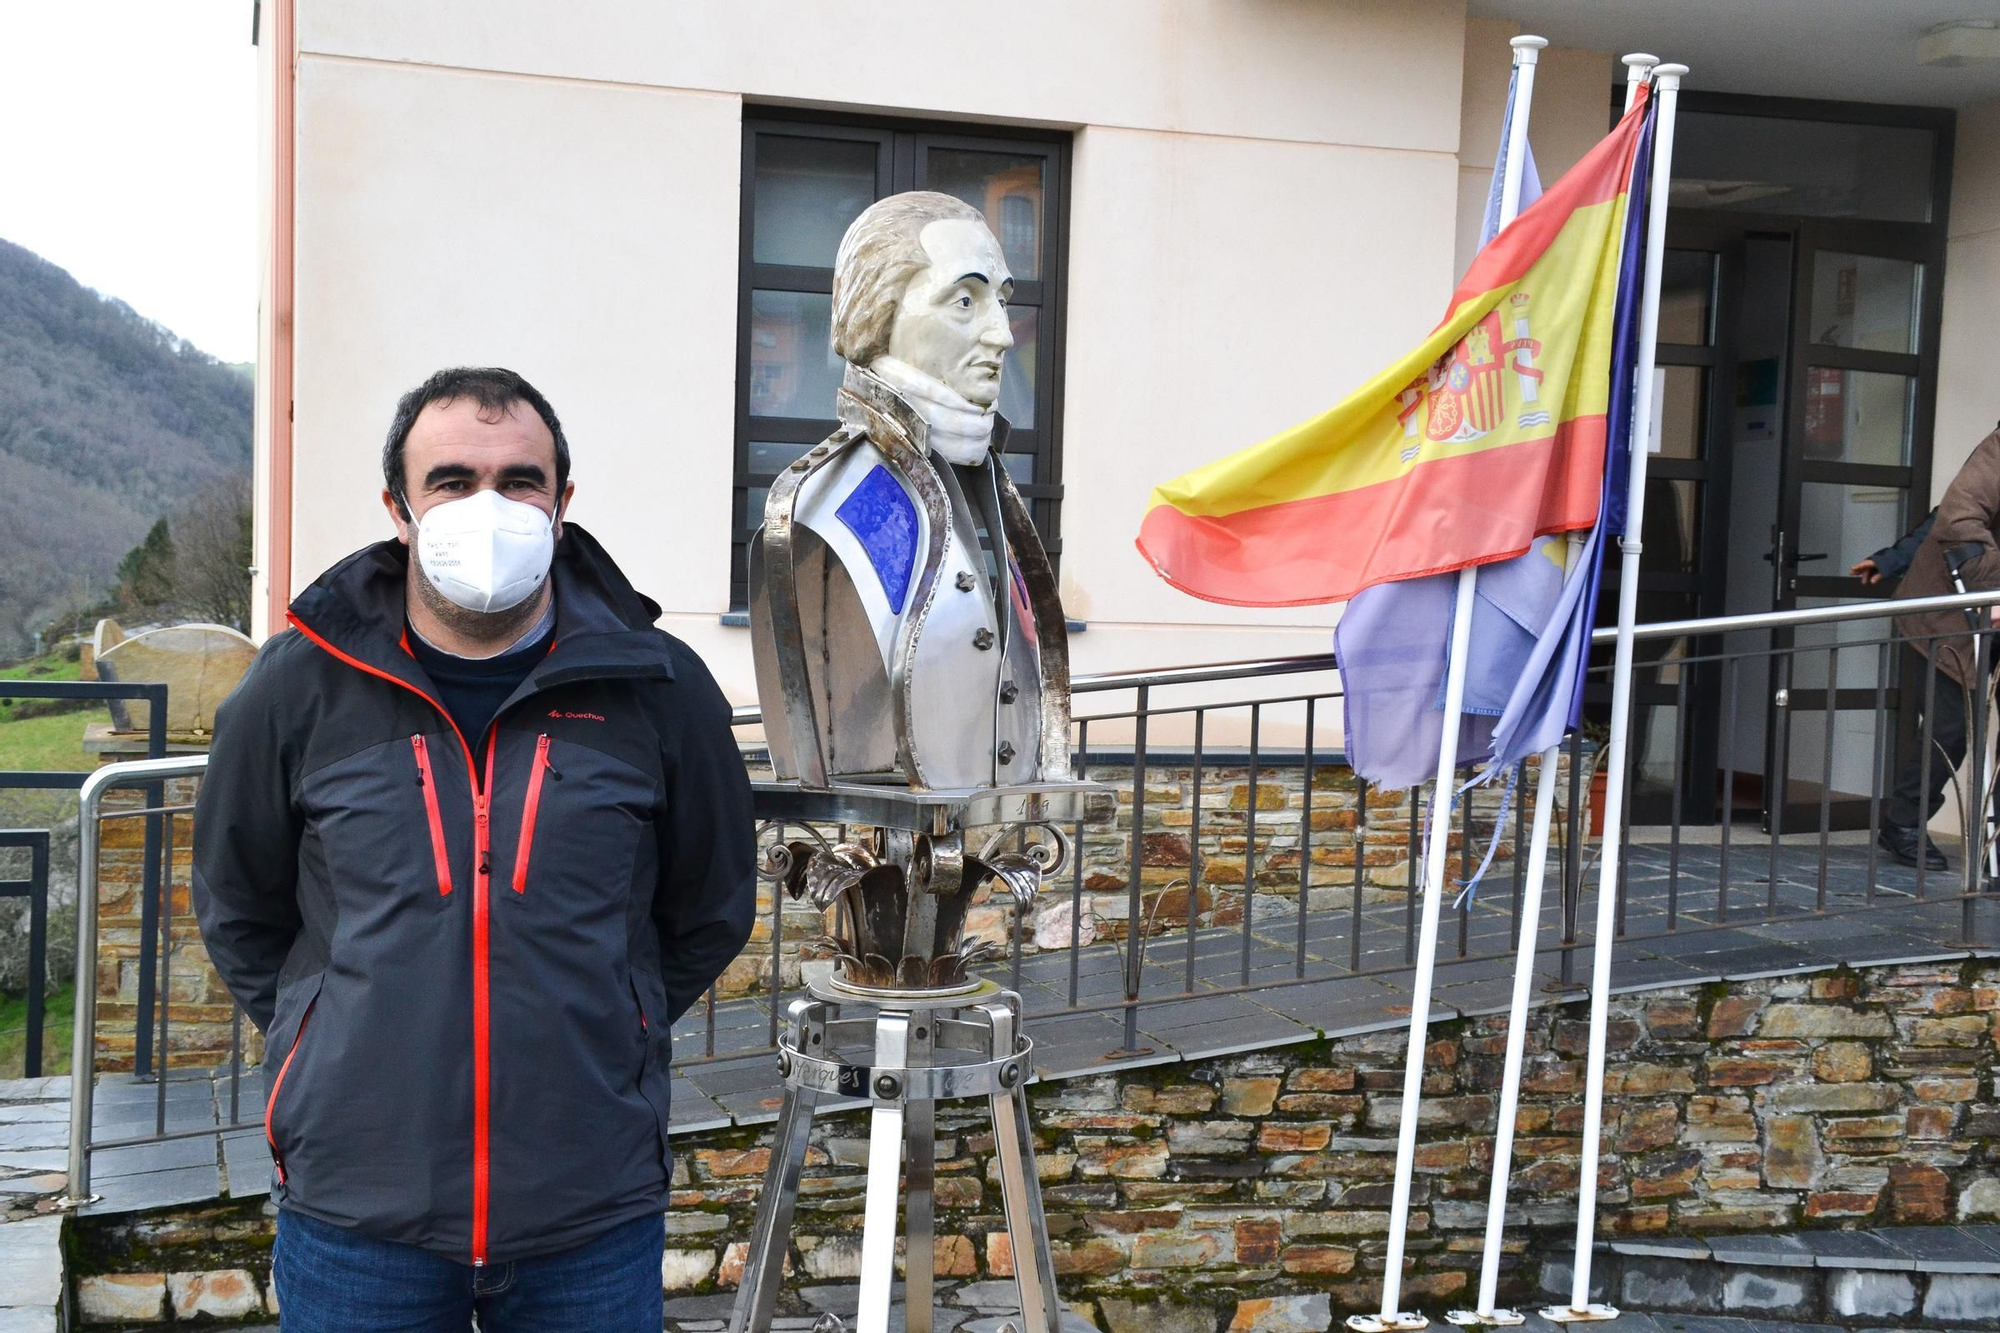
1887, 649, 1997, 831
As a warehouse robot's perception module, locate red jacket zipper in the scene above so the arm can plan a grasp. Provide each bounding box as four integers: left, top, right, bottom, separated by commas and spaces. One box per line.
411, 736, 454, 896
288, 612, 496, 1267
471, 738, 493, 1266
511, 735, 551, 894
265, 998, 316, 1184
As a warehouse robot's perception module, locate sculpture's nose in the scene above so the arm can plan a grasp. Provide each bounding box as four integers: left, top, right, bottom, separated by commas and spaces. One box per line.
978, 305, 1015, 351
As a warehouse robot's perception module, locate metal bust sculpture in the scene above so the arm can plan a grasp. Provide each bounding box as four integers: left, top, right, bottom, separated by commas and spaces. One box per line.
736, 194, 1091, 1333
748, 191, 1085, 996
750, 190, 1072, 795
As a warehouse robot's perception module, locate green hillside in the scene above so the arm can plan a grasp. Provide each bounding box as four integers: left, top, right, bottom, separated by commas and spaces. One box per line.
0, 238, 252, 655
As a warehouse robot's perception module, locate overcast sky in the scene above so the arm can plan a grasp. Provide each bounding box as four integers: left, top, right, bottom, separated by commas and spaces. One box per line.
0, 1, 259, 363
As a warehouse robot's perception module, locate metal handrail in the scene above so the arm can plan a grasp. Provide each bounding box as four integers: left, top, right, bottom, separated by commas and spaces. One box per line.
1590, 586, 2000, 643
727, 589, 2000, 727
64, 753, 211, 1207
64, 585, 2000, 1200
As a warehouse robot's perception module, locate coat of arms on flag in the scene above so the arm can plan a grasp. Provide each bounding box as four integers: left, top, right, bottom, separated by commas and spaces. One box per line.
1417, 296, 1543, 445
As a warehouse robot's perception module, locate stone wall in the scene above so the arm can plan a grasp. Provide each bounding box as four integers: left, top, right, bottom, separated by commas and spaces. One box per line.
69, 958, 2000, 1328
71, 1200, 274, 1325
645, 958, 2000, 1329
92, 777, 251, 1074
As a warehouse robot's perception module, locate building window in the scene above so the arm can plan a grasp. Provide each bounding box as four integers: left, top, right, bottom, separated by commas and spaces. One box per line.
732, 113, 1070, 608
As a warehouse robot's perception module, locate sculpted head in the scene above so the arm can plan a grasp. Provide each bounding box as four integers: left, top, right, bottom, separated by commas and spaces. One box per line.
831, 191, 1015, 408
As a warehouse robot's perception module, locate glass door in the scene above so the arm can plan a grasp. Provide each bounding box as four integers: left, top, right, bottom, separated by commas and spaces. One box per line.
1615, 219, 1742, 826
1768, 221, 1939, 832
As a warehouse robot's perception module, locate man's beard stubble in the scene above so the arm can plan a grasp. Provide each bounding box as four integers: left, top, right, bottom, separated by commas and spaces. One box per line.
408, 549, 549, 650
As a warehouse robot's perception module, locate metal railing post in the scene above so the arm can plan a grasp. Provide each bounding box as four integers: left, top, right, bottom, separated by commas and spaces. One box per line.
1968, 630, 1990, 940
1123, 687, 1150, 1053
62, 754, 211, 1210
0, 831, 51, 1077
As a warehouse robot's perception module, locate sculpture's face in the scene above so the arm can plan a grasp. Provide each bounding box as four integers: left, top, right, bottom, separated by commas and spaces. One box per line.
885, 218, 1015, 407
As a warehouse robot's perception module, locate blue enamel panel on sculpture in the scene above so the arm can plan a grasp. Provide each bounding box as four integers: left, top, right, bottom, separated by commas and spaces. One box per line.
835, 465, 918, 613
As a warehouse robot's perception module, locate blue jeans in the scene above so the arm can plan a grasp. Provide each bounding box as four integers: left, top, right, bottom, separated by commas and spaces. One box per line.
272, 1209, 665, 1332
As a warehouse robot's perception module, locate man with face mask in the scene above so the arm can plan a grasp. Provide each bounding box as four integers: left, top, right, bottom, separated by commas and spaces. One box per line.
191, 367, 754, 1331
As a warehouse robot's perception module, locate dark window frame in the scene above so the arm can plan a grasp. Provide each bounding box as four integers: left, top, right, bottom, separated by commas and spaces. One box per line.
730, 109, 1073, 610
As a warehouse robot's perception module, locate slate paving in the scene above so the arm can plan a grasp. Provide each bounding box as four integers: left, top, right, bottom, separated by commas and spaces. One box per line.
0, 1077, 68, 1333
663, 838, 2000, 1118
1588, 1226, 2000, 1329
659, 1280, 1100, 1331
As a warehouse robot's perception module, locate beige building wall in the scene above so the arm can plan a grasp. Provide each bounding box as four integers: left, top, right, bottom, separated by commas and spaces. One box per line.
1931, 93, 2000, 493
271, 0, 1493, 713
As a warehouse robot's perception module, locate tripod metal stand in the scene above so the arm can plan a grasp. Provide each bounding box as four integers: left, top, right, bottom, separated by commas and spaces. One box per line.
728, 977, 1058, 1333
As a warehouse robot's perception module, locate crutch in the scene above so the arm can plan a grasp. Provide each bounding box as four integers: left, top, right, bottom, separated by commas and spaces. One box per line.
1942, 543, 1997, 878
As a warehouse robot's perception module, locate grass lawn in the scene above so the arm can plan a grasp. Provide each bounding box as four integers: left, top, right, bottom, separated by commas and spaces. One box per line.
0, 710, 95, 775
0, 650, 95, 775
0, 651, 85, 712
0, 982, 74, 1079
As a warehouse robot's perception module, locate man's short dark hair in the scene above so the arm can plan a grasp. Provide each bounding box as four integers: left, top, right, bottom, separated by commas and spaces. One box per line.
383, 367, 569, 519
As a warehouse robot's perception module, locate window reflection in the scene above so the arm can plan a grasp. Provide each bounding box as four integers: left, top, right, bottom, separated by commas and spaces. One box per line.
754, 136, 878, 268
999, 307, 1037, 427
749, 291, 841, 419
746, 441, 809, 477
1660, 251, 1715, 346
1799, 482, 1906, 572
1659, 366, 1707, 461
925, 149, 1045, 279
1671, 113, 1933, 222
1802, 369, 1913, 468
1809, 253, 1921, 355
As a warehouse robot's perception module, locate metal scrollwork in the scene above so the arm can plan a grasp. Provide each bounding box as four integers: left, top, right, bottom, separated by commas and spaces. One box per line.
969, 822, 1070, 910
753, 819, 833, 885
976, 822, 1069, 878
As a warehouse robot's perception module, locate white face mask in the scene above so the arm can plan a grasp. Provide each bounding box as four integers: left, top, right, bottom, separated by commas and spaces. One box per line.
413, 490, 555, 614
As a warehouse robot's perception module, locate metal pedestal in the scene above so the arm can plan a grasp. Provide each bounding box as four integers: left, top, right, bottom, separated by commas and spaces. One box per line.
728, 979, 1059, 1333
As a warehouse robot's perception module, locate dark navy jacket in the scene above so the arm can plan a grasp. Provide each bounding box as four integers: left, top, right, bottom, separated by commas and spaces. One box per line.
192, 525, 755, 1265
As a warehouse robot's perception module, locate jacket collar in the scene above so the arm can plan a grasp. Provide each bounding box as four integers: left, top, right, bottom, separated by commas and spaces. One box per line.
287, 523, 674, 702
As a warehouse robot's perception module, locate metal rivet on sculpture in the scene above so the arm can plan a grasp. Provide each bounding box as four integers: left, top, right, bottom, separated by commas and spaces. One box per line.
749, 189, 1085, 998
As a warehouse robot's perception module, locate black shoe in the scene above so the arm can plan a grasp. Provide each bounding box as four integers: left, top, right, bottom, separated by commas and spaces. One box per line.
1878, 824, 1948, 871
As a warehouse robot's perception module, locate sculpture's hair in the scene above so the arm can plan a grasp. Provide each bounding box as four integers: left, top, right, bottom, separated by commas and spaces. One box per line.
831, 191, 986, 365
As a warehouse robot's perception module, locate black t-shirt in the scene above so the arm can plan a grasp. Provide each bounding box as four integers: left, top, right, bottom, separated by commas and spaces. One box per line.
406, 620, 555, 746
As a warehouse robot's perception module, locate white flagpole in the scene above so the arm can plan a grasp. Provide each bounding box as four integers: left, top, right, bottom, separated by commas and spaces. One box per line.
1353, 35, 1545, 1333
1547, 59, 1689, 1326
1450, 53, 1658, 1329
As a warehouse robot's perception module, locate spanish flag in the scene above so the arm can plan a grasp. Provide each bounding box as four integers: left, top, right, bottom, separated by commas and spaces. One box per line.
1138, 86, 1652, 608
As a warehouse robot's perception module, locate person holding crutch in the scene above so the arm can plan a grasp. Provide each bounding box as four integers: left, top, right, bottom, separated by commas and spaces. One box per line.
1877, 423, 2000, 870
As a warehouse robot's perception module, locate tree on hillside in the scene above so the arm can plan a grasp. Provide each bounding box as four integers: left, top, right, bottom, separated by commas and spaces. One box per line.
168, 479, 253, 632
114, 519, 177, 614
